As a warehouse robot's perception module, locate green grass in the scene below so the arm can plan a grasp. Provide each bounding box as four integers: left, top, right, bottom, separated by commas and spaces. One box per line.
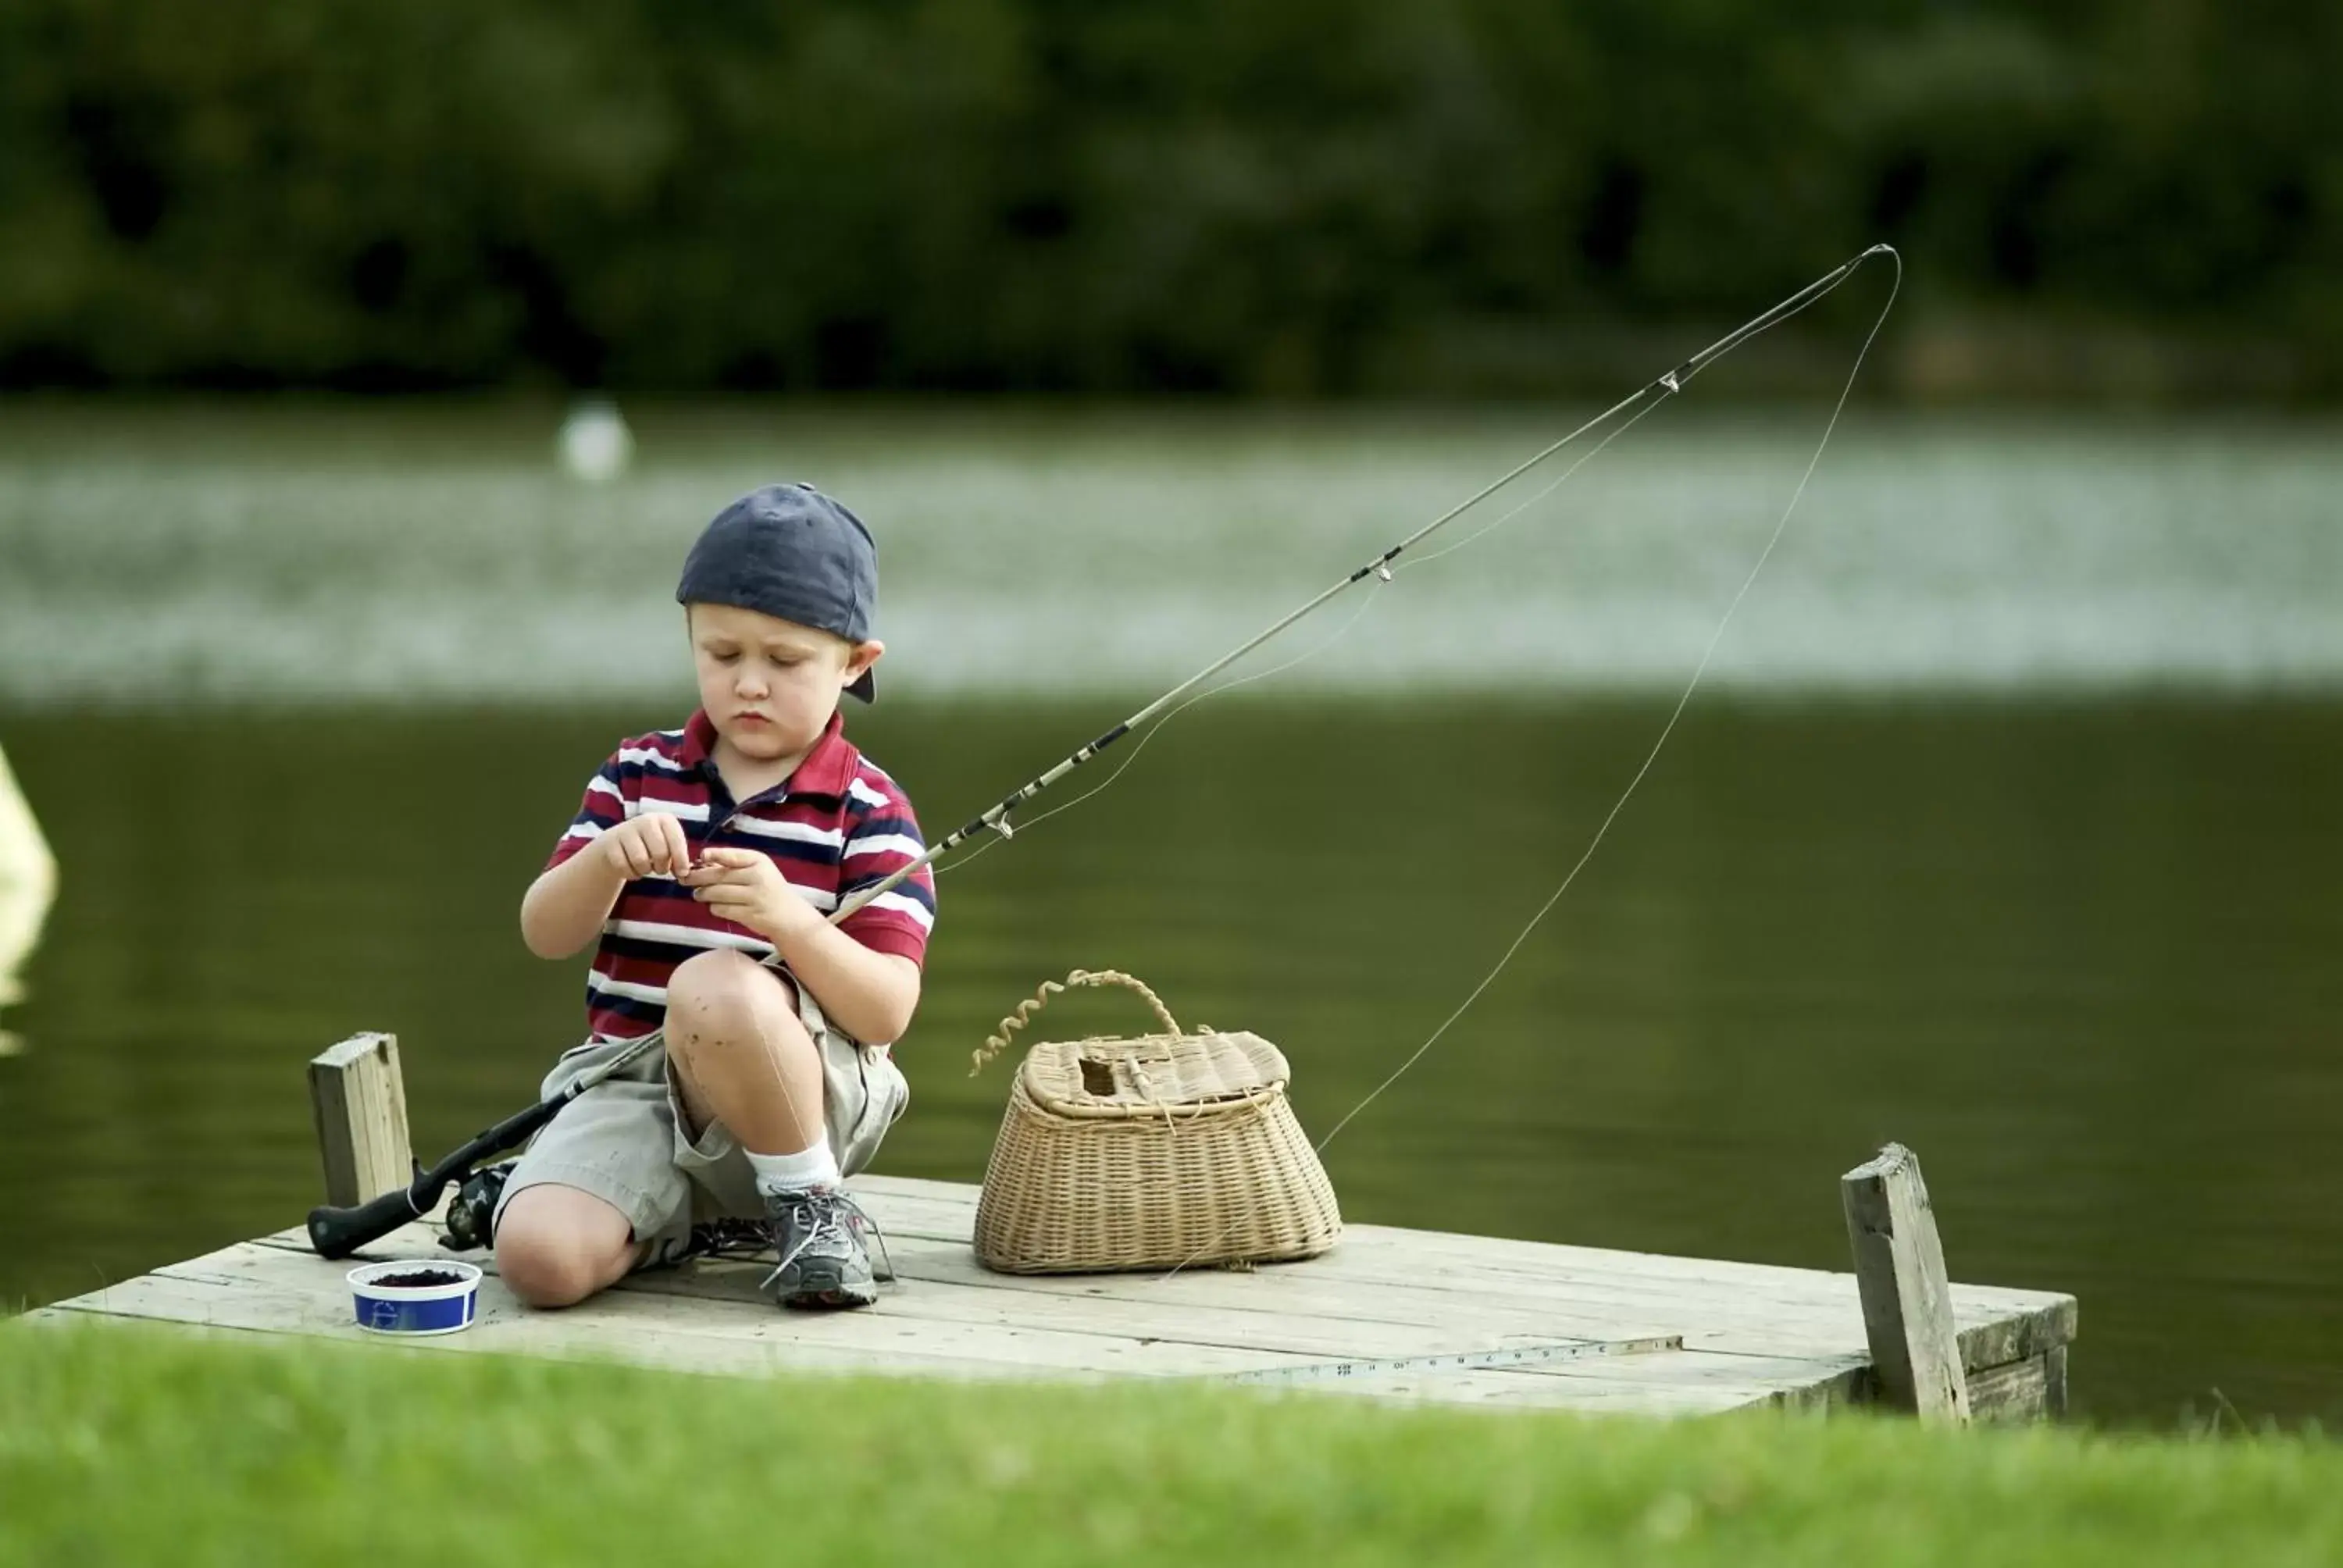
3, 1320, 2338, 1568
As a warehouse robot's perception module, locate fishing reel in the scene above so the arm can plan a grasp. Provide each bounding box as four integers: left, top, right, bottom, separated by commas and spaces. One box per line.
437, 1160, 517, 1252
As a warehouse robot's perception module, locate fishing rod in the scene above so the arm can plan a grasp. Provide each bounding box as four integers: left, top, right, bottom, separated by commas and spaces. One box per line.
305, 242, 1895, 1260
831, 241, 1900, 922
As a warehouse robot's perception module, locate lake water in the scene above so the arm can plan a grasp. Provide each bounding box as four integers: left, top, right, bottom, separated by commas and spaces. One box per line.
1, 402, 2338, 1427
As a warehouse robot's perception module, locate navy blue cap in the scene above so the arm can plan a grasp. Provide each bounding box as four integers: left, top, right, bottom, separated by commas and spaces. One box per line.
676, 483, 879, 702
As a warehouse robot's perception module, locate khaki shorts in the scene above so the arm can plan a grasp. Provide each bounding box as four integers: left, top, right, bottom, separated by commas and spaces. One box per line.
492, 969, 909, 1267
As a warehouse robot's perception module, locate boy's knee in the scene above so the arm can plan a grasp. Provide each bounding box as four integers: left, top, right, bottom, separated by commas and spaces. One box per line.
495, 1190, 634, 1309
665, 950, 808, 1055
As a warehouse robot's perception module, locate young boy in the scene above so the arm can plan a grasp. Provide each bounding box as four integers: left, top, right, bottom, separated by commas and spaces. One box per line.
493, 482, 936, 1311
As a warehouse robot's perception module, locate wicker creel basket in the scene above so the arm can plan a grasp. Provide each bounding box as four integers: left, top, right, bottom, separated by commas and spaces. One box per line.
969, 970, 1342, 1274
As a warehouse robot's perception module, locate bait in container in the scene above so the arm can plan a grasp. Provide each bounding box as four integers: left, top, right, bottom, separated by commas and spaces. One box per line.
346, 1260, 482, 1335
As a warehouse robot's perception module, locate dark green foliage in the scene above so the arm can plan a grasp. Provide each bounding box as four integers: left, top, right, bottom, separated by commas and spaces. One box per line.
1, 0, 2337, 394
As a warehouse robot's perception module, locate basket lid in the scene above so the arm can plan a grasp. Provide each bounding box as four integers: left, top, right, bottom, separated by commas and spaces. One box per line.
1018, 1031, 1290, 1120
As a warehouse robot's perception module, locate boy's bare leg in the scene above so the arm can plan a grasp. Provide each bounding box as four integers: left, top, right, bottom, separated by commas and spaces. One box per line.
666, 950, 876, 1306
495, 1185, 638, 1308
663, 949, 826, 1155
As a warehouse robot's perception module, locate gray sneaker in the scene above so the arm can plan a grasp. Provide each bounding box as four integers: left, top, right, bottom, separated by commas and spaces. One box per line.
758, 1187, 882, 1310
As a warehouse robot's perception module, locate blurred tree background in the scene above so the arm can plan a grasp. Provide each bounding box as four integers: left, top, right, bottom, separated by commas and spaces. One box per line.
0, 0, 2334, 398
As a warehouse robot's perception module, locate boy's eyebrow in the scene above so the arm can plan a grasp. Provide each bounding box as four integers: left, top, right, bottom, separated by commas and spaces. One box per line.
697, 633, 825, 656
690, 613, 830, 654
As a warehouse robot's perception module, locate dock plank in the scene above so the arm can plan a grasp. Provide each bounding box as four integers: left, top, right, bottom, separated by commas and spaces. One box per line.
248, 1187, 2068, 1375
250, 1217, 1901, 1379
248, 1178, 2068, 1376
1270, 1370, 1773, 1417
110, 1242, 1354, 1379
248, 1226, 1853, 1401
32, 1275, 1020, 1381
45, 1174, 2075, 1418
252, 1224, 1755, 1363
840, 1178, 2076, 1371
41, 1251, 1806, 1414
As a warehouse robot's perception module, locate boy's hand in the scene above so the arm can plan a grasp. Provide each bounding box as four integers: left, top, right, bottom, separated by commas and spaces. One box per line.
599, 814, 694, 880
680, 846, 818, 942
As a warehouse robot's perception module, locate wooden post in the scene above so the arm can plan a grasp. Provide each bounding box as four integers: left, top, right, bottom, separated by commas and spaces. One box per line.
1842, 1142, 1970, 1424
308, 1032, 413, 1208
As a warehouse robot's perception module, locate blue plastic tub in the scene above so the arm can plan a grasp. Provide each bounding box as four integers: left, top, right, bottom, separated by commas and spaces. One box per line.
346, 1260, 482, 1335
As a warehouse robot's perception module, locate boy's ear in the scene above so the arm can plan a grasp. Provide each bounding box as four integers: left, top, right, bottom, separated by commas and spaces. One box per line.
845, 640, 885, 679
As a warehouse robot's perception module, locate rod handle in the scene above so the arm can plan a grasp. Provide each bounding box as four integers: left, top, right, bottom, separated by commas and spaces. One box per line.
307, 1173, 440, 1260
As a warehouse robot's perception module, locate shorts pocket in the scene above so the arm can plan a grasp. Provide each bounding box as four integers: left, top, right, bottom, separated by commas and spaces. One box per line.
879, 1053, 911, 1130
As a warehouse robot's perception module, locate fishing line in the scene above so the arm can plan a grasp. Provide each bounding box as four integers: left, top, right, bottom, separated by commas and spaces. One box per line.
932, 393, 1650, 875
1153, 245, 1905, 1282
925, 332, 1679, 878
829, 247, 1902, 927
1393, 397, 1668, 576
933, 580, 1390, 878
1395, 258, 1874, 580
922, 263, 1837, 881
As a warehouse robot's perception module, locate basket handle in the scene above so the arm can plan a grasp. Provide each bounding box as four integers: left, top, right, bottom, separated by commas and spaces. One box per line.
970, 969, 1183, 1076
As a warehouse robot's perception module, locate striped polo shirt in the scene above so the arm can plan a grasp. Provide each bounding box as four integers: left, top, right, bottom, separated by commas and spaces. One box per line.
545, 707, 937, 1043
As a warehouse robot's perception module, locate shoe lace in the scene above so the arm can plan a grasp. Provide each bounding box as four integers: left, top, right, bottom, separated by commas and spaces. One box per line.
836, 1190, 896, 1283
755, 1188, 894, 1293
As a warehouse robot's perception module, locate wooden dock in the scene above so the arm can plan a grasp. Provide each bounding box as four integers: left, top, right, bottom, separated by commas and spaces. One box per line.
32, 1172, 2075, 1419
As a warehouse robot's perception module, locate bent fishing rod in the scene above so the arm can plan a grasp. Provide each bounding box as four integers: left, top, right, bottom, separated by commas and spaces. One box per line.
306, 242, 1895, 1260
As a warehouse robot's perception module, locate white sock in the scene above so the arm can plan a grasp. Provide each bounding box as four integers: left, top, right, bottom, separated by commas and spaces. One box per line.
747, 1138, 840, 1197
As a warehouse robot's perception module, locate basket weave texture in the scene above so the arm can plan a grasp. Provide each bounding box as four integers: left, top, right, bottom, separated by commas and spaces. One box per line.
971, 971, 1342, 1274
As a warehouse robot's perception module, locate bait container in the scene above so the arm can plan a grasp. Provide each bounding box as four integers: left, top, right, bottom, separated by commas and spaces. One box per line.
346, 1260, 482, 1335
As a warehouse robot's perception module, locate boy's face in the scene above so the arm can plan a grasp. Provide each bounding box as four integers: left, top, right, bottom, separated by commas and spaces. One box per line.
686, 602, 883, 766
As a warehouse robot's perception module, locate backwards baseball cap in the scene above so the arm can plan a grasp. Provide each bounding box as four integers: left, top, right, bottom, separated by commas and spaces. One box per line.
676, 482, 880, 702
